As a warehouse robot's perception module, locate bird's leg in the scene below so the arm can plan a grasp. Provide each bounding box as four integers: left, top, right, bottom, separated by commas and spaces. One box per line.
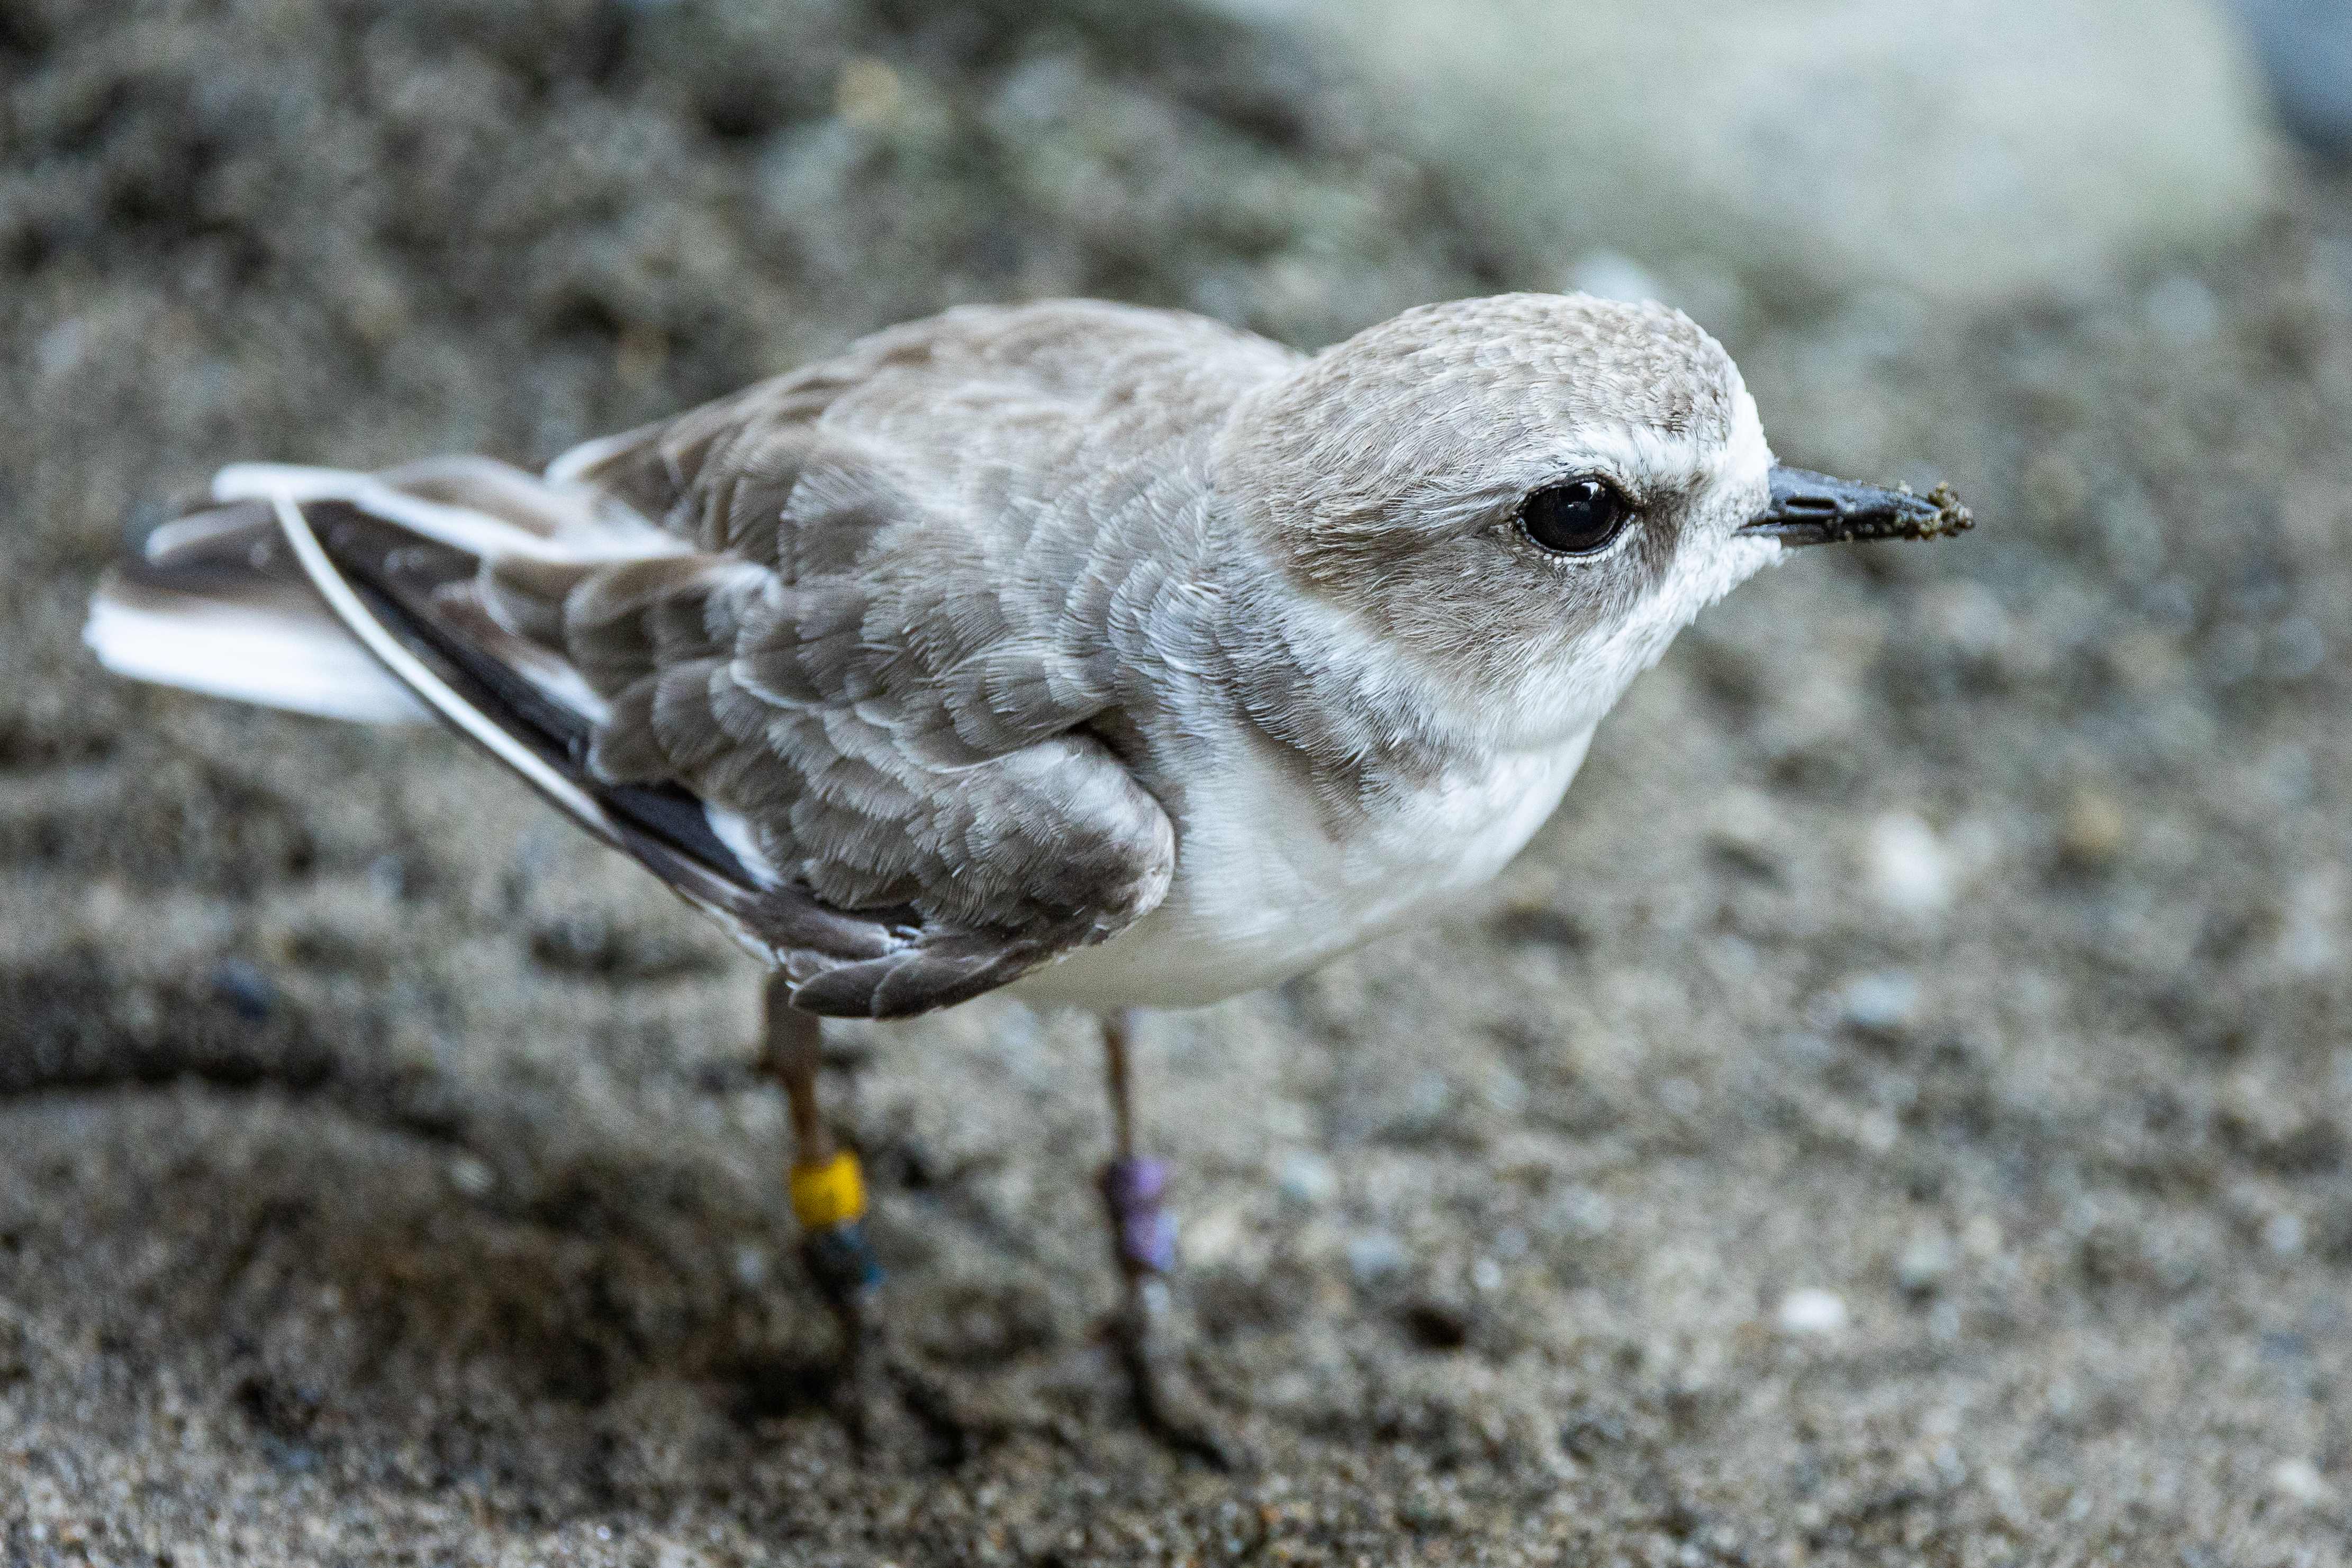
1096, 1009, 1234, 1467
761, 976, 885, 1430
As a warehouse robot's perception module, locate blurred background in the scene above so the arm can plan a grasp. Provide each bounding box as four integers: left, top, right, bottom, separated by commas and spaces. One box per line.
2, 1, 2349, 1562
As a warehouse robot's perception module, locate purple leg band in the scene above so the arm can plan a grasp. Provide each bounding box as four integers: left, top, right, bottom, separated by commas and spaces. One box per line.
1100, 1156, 1178, 1276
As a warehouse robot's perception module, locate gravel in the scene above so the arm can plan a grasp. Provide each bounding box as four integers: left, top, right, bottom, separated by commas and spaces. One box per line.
3, 3, 2351, 1564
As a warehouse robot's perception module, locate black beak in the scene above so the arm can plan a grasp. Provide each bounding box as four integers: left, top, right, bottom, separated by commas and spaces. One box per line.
1743, 465, 1973, 548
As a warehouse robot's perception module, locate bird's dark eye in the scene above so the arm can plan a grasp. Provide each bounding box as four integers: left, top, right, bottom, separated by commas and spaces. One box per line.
1518, 478, 1631, 555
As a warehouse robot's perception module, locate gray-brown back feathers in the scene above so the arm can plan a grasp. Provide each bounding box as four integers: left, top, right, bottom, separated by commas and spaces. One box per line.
92, 294, 1781, 1016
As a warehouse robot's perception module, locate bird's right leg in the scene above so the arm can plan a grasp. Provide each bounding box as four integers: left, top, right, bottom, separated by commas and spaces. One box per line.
1095, 1009, 1236, 1467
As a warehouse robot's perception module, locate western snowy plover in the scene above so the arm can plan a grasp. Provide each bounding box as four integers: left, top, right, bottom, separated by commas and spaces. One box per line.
86, 293, 1969, 1458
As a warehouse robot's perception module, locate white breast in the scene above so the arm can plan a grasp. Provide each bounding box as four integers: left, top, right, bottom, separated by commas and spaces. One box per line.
1010, 717, 1593, 1011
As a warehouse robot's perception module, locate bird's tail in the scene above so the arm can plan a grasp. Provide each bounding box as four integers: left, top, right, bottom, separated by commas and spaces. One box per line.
79, 455, 819, 971
83, 456, 662, 723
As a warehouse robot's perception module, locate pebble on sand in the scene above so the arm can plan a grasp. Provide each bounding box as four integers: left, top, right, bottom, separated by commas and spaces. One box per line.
1840, 970, 1922, 1035
1347, 1230, 1409, 1284
2269, 1458, 2335, 1507
2059, 788, 2129, 868
1897, 1234, 1956, 1296
1277, 1150, 1336, 1205
1864, 812, 1953, 918
446, 1153, 496, 1199
1777, 1288, 1851, 1336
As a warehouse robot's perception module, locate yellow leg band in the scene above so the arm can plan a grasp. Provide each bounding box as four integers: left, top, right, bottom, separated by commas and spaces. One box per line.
789, 1150, 867, 1230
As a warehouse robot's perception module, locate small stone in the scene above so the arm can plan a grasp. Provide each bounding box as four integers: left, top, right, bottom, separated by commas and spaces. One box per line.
367, 853, 412, 899
1840, 970, 1921, 1035
731, 1243, 772, 1290
209, 958, 277, 1022
1896, 1234, 1955, 1296
834, 58, 904, 131
1401, 1299, 1471, 1351
2058, 788, 2128, 868
1777, 1288, 1850, 1336
1561, 1405, 1631, 1459
1183, 1203, 1244, 1266
1470, 1256, 1504, 1292
1542, 1186, 1615, 1239
2263, 1212, 2305, 1257
1488, 899, 1591, 949
2238, 0, 2352, 160
1706, 787, 1784, 875
446, 1154, 495, 1199
1277, 1150, 1335, 1204
2270, 1457, 2335, 1506
1864, 812, 1952, 918
1346, 1230, 1408, 1284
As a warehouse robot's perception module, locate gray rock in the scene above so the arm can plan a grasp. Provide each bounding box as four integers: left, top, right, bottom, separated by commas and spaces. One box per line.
16, 2, 2352, 1557
2232, 0, 2352, 161
1862, 813, 1953, 919
1839, 971, 1923, 1036
1277, 1149, 1336, 1204
1346, 1229, 1410, 1283
1207, 0, 2283, 313
1897, 1233, 1956, 1296
1777, 1287, 1850, 1335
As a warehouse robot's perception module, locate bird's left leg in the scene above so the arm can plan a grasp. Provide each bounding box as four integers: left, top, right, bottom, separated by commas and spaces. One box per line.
1095, 1009, 1235, 1467
762, 978, 991, 1461
761, 975, 888, 1433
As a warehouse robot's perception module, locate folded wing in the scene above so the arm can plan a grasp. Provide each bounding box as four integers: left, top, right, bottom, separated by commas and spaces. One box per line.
88, 441, 1175, 1019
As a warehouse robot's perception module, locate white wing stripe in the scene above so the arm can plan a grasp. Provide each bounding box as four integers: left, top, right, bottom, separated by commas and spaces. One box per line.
221, 464, 688, 566
267, 492, 626, 847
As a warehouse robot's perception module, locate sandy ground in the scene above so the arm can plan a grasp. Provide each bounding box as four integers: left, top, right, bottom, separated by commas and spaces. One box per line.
5, 3, 2351, 1564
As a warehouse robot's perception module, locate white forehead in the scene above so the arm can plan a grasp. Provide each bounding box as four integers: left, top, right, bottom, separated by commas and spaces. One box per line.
1557, 373, 1774, 506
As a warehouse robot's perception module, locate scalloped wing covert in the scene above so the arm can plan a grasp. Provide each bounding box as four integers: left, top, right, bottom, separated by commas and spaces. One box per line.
502, 302, 1304, 1011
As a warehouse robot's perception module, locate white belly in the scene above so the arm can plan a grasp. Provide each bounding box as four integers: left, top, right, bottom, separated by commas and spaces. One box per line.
1010, 724, 1594, 1011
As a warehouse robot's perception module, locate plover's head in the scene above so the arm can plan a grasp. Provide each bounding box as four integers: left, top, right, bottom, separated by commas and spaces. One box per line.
1215, 292, 1967, 748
